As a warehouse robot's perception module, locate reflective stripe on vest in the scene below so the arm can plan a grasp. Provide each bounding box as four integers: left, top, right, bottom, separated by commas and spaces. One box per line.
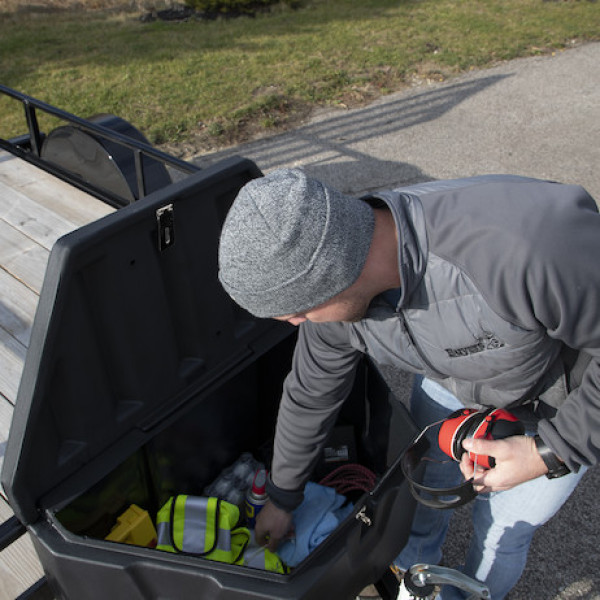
243, 543, 289, 574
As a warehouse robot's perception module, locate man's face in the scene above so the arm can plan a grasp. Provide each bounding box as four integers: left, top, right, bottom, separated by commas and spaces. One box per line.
274, 287, 370, 326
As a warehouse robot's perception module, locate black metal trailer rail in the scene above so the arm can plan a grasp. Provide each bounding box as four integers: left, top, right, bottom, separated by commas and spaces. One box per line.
0, 516, 52, 599
0, 84, 200, 209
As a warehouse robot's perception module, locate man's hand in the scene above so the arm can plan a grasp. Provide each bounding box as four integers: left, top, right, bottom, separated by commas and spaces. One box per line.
254, 500, 294, 551
460, 435, 548, 494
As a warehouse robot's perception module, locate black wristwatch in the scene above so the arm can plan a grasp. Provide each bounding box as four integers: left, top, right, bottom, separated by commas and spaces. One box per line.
533, 435, 571, 479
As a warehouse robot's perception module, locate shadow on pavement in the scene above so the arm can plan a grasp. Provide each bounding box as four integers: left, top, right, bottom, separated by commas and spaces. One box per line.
194, 74, 510, 194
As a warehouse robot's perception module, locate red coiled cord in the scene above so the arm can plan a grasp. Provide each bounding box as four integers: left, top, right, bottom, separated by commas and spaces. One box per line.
319, 463, 377, 494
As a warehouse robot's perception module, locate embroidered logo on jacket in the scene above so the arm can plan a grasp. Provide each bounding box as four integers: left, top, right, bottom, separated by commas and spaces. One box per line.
445, 334, 504, 358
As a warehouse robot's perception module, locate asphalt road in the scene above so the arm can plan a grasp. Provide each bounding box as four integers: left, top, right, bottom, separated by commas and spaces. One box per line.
193, 42, 600, 600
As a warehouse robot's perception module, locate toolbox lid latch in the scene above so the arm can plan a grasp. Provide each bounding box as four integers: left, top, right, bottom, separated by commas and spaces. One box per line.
355, 505, 372, 527
157, 203, 174, 251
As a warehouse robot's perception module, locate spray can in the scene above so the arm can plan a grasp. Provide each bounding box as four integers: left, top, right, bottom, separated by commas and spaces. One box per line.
244, 468, 268, 528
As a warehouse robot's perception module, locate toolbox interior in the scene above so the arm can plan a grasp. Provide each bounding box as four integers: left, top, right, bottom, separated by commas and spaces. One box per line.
54, 331, 407, 560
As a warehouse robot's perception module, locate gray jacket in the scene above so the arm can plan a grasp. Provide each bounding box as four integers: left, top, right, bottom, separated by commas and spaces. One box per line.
269, 175, 600, 509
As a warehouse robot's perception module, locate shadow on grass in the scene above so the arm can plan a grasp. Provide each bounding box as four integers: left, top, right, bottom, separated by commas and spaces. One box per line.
193, 72, 510, 194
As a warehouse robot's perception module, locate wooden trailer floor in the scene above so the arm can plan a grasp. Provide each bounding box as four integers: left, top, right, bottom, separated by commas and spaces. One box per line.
0, 150, 114, 599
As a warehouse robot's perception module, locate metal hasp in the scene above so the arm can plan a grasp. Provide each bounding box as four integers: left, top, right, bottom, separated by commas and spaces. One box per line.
355, 505, 373, 527
404, 564, 490, 599
156, 203, 175, 251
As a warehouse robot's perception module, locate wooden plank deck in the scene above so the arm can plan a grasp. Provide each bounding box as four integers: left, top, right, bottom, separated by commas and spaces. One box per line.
0, 150, 114, 599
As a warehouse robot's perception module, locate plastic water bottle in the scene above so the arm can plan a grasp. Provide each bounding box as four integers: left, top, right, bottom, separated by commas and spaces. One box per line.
204, 454, 266, 508
244, 468, 268, 529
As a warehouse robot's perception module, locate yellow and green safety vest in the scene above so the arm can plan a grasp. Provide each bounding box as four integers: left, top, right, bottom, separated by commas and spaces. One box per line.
156, 495, 288, 574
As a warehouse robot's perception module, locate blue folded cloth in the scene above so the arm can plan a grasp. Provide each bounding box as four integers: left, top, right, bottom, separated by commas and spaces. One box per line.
277, 481, 353, 567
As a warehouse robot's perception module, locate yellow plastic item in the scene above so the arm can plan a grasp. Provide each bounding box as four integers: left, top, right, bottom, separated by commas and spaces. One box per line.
105, 504, 158, 548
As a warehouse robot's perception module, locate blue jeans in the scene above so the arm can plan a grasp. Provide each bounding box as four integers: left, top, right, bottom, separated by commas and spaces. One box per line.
395, 376, 586, 600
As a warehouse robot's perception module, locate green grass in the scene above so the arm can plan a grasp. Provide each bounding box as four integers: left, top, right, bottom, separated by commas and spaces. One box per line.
1, 0, 599, 154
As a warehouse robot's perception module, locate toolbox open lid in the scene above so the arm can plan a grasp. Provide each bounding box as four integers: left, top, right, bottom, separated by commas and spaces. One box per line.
2, 156, 292, 526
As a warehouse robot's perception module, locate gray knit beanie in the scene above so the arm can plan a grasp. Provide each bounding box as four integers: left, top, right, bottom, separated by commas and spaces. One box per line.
218, 168, 375, 318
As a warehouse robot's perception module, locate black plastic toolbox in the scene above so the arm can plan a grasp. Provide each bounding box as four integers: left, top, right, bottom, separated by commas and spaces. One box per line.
1, 156, 420, 600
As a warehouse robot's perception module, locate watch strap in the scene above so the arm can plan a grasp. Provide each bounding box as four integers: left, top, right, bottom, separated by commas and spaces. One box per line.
534, 435, 570, 479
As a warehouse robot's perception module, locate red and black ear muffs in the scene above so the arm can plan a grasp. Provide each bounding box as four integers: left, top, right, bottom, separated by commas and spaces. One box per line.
401, 407, 524, 510
438, 407, 524, 468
